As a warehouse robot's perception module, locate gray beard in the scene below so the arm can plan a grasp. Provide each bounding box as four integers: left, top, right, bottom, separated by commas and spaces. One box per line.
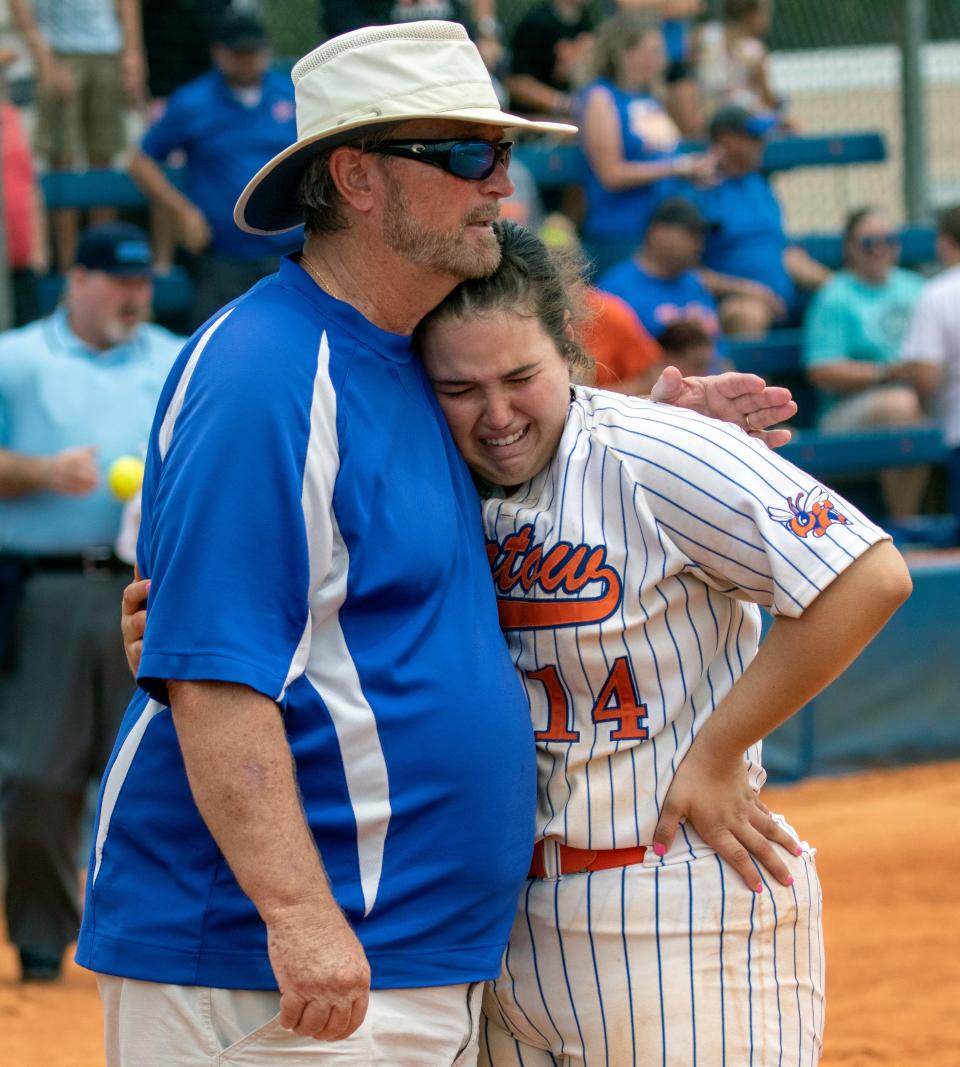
381, 175, 502, 280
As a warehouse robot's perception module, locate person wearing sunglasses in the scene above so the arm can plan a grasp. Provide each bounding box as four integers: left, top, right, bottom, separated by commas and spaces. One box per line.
369, 137, 513, 179
74, 22, 799, 1066
802, 205, 928, 519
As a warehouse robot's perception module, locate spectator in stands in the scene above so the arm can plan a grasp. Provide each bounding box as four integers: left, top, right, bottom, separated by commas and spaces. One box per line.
583, 288, 663, 393
0, 48, 46, 325
596, 195, 721, 344
141, 0, 229, 101
321, 0, 502, 52
803, 206, 927, 518
138, 0, 232, 283
695, 104, 830, 337
10, 0, 145, 272
659, 318, 718, 377
898, 204, 960, 538
539, 209, 662, 394
577, 12, 714, 274
0, 223, 183, 982
614, 0, 707, 137
689, 0, 791, 132
505, 0, 594, 120
128, 11, 299, 327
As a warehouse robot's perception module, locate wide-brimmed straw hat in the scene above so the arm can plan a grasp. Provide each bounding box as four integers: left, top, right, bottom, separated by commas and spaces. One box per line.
234, 20, 578, 235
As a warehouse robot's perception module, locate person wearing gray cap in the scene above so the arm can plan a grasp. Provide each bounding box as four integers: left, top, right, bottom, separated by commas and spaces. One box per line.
76, 22, 796, 1065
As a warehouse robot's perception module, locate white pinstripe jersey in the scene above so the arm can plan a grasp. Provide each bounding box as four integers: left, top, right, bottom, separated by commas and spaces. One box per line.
482, 386, 888, 852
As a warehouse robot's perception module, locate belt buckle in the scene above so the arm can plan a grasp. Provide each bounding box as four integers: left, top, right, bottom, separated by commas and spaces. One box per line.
82, 547, 114, 580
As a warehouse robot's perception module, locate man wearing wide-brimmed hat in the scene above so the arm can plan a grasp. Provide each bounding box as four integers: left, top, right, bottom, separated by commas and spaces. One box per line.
77, 22, 579, 1065
75, 21, 795, 1065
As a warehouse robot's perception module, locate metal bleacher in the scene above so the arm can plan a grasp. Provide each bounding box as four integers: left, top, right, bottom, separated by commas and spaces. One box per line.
511, 129, 887, 191
794, 225, 937, 271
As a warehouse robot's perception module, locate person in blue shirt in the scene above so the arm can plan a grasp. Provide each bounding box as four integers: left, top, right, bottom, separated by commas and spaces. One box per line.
597, 195, 722, 342
128, 11, 300, 327
578, 12, 714, 275
0, 223, 183, 983
694, 104, 830, 336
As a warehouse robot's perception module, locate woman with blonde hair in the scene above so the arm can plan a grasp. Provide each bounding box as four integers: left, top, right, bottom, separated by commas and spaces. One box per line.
578, 11, 713, 273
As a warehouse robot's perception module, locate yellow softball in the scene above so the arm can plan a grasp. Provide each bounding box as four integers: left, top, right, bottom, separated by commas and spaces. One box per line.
107, 455, 145, 502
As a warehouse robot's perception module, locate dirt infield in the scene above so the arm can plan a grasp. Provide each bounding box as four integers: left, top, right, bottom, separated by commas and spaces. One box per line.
1, 760, 958, 1067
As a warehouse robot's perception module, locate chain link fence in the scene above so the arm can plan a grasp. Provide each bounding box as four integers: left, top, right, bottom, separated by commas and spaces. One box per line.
261, 0, 960, 238
761, 0, 960, 235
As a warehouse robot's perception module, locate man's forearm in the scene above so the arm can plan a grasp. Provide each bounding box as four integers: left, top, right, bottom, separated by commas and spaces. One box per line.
168, 680, 342, 925
128, 150, 194, 217
0, 448, 55, 498
10, 0, 49, 65
698, 267, 754, 298
503, 74, 569, 116
807, 360, 899, 394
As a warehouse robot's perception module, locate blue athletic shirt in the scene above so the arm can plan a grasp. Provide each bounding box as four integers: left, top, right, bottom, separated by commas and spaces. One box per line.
140, 69, 300, 260
597, 257, 721, 340
75, 257, 537, 991
578, 79, 682, 241
694, 170, 795, 306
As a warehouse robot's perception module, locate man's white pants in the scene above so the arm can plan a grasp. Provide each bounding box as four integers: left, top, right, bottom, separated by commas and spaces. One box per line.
97, 975, 483, 1066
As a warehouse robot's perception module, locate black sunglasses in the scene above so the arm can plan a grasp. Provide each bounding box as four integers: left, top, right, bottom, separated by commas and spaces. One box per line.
368, 139, 513, 181
859, 233, 900, 251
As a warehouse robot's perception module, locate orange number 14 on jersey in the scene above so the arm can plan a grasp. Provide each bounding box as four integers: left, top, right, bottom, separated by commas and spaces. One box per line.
529, 656, 649, 743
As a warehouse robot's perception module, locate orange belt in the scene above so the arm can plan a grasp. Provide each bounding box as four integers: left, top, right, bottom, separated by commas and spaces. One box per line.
528, 840, 647, 879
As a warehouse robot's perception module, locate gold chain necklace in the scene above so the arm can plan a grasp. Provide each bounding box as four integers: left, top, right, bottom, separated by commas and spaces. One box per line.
300, 253, 342, 302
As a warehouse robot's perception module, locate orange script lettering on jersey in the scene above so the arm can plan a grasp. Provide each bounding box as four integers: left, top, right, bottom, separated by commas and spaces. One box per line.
486, 524, 623, 630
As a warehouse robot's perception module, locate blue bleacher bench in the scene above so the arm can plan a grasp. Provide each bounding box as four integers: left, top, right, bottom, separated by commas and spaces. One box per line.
513, 130, 887, 191
779, 424, 948, 475
726, 330, 805, 377
40, 131, 889, 209
40, 167, 184, 211
794, 225, 937, 271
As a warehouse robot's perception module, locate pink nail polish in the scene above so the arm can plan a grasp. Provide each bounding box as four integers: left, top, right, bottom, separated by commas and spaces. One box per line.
653, 842, 666, 857
793, 845, 802, 856
755, 882, 763, 894
786, 876, 795, 886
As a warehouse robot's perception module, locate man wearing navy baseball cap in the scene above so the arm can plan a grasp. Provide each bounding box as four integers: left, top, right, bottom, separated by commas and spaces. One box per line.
68, 222, 156, 347
0, 221, 183, 983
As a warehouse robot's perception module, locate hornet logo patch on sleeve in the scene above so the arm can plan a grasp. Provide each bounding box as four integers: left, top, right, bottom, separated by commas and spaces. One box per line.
767, 487, 852, 539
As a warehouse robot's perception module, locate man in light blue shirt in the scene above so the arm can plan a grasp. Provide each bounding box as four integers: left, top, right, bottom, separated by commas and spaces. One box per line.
0, 223, 182, 982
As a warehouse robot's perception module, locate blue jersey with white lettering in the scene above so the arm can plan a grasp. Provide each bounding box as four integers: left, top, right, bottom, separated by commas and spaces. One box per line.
598, 258, 720, 341
76, 256, 536, 991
